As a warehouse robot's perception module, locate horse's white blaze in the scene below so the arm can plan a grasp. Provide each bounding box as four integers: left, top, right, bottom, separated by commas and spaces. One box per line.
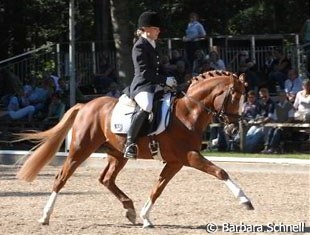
140, 198, 154, 228
224, 178, 250, 204
38, 191, 58, 224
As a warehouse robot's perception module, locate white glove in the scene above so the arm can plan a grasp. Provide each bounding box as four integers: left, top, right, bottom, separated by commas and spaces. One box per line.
165, 76, 177, 88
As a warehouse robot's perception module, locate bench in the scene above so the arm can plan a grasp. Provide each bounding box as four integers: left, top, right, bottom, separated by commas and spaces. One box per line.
202, 122, 310, 153
263, 122, 310, 153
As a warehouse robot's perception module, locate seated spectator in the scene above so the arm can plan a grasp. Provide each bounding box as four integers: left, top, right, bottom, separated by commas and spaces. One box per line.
41, 92, 65, 129
199, 59, 215, 73
173, 60, 191, 84
227, 90, 259, 151
261, 91, 295, 153
293, 79, 310, 122
268, 49, 291, 93
56, 78, 70, 107
241, 90, 260, 122
209, 50, 226, 70
93, 55, 117, 94
160, 55, 176, 76
28, 78, 54, 113
284, 68, 303, 103
6, 91, 35, 121
50, 71, 61, 92
263, 51, 275, 76
192, 49, 205, 75
169, 49, 188, 68
245, 88, 276, 153
209, 117, 229, 152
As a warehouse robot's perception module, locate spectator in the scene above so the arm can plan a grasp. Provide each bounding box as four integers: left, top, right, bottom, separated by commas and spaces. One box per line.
209, 50, 226, 70
173, 60, 191, 84
284, 68, 303, 103
192, 49, 205, 75
6, 91, 35, 121
245, 88, 276, 153
199, 59, 215, 73
160, 55, 176, 76
50, 72, 61, 92
293, 79, 310, 122
209, 117, 229, 152
238, 50, 259, 91
182, 12, 206, 68
56, 78, 70, 108
241, 90, 260, 122
300, 18, 310, 43
41, 92, 65, 129
264, 51, 275, 76
93, 55, 117, 94
28, 78, 53, 114
169, 49, 188, 68
268, 49, 291, 93
261, 91, 295, 153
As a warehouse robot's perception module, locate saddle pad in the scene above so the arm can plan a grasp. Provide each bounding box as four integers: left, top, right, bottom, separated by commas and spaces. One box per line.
111, 93, 172, 135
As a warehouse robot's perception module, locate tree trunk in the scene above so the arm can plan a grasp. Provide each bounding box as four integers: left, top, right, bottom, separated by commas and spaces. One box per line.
110, 0, 133, 85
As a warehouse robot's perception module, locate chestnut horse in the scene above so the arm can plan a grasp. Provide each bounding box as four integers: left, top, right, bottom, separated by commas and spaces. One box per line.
17, 70, 254, 228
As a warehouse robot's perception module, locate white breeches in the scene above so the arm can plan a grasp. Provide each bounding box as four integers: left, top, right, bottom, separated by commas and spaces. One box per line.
134, 91, 154, 112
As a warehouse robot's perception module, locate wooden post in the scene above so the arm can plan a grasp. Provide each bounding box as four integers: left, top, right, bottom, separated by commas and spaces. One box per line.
239, 120, 245, 152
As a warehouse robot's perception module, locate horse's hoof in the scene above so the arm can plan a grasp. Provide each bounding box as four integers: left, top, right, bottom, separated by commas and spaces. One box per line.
125, 208, 136, 224
38, 217, 49, 225
143, 223, 154, 229
242, 201, 254, 210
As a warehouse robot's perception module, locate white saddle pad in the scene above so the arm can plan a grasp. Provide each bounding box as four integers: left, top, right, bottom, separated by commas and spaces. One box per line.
111, 93, 172, 135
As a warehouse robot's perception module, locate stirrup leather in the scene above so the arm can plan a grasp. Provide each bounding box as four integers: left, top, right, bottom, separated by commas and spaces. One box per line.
124, 143, 138, 159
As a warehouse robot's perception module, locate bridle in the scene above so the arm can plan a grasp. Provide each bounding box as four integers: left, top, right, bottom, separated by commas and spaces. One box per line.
181, 77, 244, 125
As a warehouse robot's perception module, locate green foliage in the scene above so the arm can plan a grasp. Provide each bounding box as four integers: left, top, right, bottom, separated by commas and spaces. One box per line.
228, 2, 274, 34
0, 0, 309, 59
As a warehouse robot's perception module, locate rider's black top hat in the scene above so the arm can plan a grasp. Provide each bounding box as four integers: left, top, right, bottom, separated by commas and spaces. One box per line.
138, 11, 162, 28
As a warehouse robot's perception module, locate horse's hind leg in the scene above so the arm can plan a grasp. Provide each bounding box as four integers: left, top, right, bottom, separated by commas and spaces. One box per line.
185, 151, 254, 210
98, 154, 136, 223
38, 141, 102, 225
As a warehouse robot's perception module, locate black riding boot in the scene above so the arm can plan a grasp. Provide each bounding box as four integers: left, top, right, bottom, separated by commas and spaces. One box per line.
124, 109, 149, 159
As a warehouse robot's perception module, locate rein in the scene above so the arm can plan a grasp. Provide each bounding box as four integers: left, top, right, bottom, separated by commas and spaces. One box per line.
180, 76, 243, 124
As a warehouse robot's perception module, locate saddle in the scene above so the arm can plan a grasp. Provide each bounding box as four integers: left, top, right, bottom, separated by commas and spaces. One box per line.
111, 91, 173, 136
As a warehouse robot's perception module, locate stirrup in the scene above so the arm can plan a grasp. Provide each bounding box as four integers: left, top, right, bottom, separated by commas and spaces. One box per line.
124, 143, 138, 159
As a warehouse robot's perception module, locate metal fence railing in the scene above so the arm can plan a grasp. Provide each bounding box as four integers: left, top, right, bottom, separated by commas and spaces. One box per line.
0, 34, 308, 90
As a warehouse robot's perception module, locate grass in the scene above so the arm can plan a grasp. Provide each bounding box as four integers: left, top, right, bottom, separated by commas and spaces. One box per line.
201, 151, 310, 160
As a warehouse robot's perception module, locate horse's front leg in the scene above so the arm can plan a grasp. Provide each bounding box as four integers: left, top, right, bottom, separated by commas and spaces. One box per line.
140, 162, 183, 228
185, 151, 254, 210
98, 155, 136, 223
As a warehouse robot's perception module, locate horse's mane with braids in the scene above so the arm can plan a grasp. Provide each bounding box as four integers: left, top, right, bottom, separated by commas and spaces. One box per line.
176, 70, 240, 97
189, 70, 238, 84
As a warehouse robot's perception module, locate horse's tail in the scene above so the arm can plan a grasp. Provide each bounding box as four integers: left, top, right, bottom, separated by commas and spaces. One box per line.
16, 103, 84, 182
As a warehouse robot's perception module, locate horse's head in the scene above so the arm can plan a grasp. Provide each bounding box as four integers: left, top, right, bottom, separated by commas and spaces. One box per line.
182, 70, 245, 130
211, 72, 246, 124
